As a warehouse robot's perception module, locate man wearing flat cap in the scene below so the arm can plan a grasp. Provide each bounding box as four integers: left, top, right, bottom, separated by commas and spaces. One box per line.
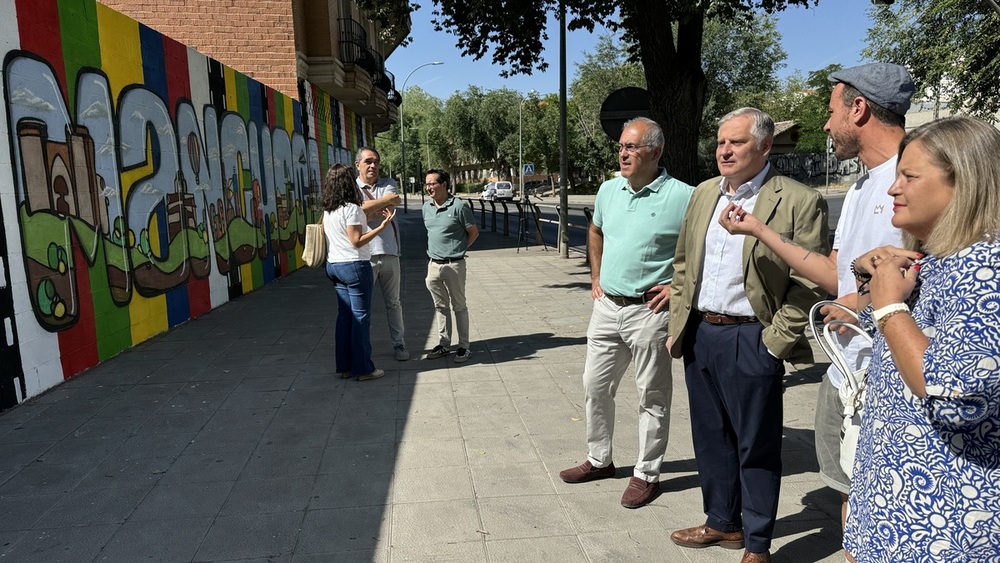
714, 62, 915, 560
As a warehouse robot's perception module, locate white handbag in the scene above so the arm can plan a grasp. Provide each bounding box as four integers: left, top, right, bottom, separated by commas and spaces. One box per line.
301, 216, 327, 268
809, 300, 873, 476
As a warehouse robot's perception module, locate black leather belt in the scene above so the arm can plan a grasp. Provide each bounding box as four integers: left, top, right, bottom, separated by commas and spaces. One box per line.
699, 311, 759, 325
605, 293, 650, 307
429, 257, 464, 264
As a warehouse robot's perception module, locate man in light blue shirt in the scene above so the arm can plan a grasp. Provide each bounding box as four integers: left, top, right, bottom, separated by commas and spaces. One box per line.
559, 117, 694, 509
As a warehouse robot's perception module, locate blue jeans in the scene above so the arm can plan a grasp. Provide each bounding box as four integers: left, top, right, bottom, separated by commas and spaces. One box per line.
326, 260, 375, 375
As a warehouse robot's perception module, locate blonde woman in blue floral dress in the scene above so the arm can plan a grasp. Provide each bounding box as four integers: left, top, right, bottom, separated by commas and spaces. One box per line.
846, 116, 1000, 562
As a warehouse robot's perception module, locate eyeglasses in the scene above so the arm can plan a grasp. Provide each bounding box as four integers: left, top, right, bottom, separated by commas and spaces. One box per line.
424, 181, 442, 187
617, 143, 650, 154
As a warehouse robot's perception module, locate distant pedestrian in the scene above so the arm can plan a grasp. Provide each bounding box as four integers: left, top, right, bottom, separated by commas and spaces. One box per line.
422, 169, 478, 363
558, 117, 694, 509
322, 164, 395, 381
355, 147, 409, 361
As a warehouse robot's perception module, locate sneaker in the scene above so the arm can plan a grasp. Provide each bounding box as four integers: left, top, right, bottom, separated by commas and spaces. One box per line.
338, 371, 352, 379
394, 346, 410, 361
357, 368, 385, 381
425, 345, 449, 359
454, 348, 472, 363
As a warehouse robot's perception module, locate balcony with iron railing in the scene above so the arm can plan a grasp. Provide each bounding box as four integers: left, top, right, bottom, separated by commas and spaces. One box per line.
368, 47, 393, 93
338, 18, 379, 75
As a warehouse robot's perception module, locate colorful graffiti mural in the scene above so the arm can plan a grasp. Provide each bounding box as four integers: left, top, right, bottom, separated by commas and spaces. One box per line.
0, 0, 373, 410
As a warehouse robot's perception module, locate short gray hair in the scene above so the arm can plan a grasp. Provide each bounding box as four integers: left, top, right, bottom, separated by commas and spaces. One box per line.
622, 117, 664, 149
354, 146, 380, 165
719, 107, 774, 149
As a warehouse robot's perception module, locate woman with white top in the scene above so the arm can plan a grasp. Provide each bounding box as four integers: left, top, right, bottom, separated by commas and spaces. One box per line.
322, 164, 395, 381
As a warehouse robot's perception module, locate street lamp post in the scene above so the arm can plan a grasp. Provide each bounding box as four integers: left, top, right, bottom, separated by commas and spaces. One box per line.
518, 90, 537, 204
399, 61, 443, 212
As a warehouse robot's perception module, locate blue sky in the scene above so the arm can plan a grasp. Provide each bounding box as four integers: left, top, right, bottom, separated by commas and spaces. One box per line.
386, 2, 878, 100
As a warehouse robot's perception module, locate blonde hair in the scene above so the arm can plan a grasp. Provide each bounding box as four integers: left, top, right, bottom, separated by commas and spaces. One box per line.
899, 116, 1000, 256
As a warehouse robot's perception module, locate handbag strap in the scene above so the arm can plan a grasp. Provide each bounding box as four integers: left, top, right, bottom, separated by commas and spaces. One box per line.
809, 300, 872, 394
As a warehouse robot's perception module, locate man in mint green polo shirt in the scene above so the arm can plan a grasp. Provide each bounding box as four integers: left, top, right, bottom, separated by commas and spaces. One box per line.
422, 169, 479, 363
559, 117, 694, 509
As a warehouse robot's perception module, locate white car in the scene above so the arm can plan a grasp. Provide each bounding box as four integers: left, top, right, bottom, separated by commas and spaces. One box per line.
485, 181, 514, 201
480, 183, 497, 201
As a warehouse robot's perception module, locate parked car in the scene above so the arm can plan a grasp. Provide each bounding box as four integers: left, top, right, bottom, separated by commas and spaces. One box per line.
480, 183, 497, 201
487, 181, 514, 201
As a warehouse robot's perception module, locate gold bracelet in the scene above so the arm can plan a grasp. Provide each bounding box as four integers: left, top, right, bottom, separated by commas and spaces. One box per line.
877, 309, 910, 333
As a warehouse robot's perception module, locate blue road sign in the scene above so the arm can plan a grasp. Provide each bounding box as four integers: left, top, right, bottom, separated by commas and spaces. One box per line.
523, 164, 535, 175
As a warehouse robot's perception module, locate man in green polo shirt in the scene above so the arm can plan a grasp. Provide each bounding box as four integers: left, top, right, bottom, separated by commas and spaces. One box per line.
559, 117, 694, 509
422, 169, 479, 363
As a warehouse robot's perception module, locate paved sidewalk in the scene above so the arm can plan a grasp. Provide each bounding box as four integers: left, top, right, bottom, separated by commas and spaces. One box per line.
0, 205, 845, 562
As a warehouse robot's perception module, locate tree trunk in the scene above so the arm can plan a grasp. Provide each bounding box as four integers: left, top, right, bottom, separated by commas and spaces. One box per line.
627, 2, 707, 185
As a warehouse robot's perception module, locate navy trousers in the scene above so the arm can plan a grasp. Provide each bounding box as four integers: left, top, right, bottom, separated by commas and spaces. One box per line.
682, 316, 785, 553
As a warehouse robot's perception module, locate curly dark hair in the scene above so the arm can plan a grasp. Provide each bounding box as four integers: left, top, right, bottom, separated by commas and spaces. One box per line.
321, 164, 361, 211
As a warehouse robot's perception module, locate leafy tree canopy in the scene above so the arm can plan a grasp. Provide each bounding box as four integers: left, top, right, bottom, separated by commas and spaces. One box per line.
864, 0, 1000, 119
569, 34, 646, 179
371, 86, 444, 185
699, 13, 786, 174
360, 0, 818, 183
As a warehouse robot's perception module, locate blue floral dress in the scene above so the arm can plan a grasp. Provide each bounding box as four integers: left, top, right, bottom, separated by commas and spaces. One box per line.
844, 240, 1000, 562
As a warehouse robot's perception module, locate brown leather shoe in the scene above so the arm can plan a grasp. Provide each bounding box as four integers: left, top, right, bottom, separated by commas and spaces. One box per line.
670, 524, 744, 549
740, 549, 772, 563
559, 460, 615, 483
620, 477, 658, 508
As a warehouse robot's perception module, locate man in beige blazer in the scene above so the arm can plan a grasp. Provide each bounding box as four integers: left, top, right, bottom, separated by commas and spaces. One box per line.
667, 108, 829, 563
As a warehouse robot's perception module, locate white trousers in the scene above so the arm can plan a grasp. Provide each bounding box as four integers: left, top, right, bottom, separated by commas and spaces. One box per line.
583, 296, 672, 482
425, 260, 469, 349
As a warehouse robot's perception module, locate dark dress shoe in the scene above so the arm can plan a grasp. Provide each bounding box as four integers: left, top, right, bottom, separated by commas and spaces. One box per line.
620, 477, 659, 508
740, 549, 772, 563
558, 460, 614, 483
670, 524, 745, 549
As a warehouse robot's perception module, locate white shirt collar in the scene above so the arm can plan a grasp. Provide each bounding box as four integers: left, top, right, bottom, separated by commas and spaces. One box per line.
718, 162, 770, 204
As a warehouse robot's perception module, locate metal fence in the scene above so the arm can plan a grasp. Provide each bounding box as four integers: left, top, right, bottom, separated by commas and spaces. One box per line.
461, 197, 592, 255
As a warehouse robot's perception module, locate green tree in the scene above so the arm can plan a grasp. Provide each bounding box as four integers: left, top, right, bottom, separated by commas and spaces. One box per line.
359, 0, 817, 184
520, 93, 566, 185
755, 64, 841, 154
570, 14, 786, 180
373, 86, 445, 187
864, 1, 1000, 119
701, 14, 786, 121
794, 65, 841, 153
698, 13, 787, 174
755, 72, 810, 125
569, 34, 646, 179
443, 87, 524, 179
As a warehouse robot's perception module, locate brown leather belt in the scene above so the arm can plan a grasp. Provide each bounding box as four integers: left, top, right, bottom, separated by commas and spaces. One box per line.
699, 311, 759, 325
605, 293, 650, 307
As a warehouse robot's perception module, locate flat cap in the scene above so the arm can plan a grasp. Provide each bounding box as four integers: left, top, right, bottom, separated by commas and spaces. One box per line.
828, 63, 915, 116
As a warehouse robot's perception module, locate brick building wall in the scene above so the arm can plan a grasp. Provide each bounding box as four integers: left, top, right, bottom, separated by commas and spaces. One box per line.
99, 0, 299, 96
